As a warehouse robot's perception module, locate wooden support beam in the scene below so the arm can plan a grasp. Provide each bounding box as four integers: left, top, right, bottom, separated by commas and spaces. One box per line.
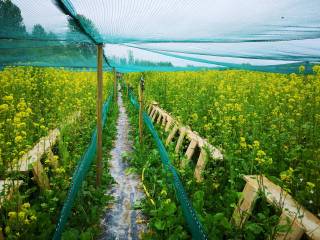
152, 110, 158, 122
193, 149, 208, 181
96, 44, 103, 187
165, 118, 173, 132
166, 125, 178, 146
0, 229, 4, 240
156, 112, 162, 124
150, 108, 156, 118
232, 181, 259, 226
149, 105, 155, 115
180, 139, 198, 168
161, 114, 167, 127
148, 105, 153, 115
185, 139, 198, 160
175, 127, 187, 153
32, 160, 50, 190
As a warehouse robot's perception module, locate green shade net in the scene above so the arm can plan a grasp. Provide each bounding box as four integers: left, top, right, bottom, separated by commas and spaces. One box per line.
0, 0, 319, 72
127, 86, 207, 240
53, 95, 112, 240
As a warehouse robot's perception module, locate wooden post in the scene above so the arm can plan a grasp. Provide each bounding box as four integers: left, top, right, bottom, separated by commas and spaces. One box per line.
96, 44, 103, 187
113, 67, 117, 101
126, 80, 129, 97
0, 228, 4, 240
139, 76, 145, 144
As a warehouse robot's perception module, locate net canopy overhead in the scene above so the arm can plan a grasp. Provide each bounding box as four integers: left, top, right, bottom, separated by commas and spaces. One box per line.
0, 0, 319, 72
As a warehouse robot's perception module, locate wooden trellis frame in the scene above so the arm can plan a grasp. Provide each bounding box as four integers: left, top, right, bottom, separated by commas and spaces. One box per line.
233, 175, 320, 240
147, 102, 223, 182
3, 111, 81, 190
6, 128, 60, 189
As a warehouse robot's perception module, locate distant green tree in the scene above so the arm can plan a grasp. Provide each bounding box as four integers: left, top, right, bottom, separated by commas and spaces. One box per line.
32, 24, 47, 38
67, 15, 97, 58
128, 50, 134, 65
0, 0, 26, 37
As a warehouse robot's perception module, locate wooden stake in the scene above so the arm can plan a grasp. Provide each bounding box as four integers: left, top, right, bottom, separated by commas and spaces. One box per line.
0, 228, 4, 240
96, 44, 103, 187
126, 80, 129, 97
113, 67, 117, 100
139, 76, 145, 144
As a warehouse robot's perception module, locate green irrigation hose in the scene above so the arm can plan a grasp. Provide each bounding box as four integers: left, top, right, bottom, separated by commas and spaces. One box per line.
53, 95, 112, 240
127, 86, 208, 240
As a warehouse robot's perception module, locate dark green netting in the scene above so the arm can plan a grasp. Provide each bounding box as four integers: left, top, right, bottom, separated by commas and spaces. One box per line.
127, 87, 207, 240
0, 0, 319, 72
52, 95, 112, 240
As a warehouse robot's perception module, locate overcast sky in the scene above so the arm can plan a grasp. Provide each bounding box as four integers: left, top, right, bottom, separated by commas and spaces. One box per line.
13, 0, 320, 68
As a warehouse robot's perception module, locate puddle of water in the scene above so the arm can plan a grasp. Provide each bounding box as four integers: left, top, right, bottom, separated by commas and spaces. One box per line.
100, 90, 146, 240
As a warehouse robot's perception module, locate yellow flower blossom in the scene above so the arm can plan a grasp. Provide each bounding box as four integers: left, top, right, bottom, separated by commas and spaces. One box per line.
8, 211, 17, 219
15, 135, 23, 143
2, 95, 13, 101
0, 104, 9, 112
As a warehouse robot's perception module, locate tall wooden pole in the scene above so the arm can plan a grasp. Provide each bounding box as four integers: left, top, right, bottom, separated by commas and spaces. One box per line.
96, 44, 103, 187
139, 76, 144, 144
113, 67, 117, 101
126, 80, 129, 97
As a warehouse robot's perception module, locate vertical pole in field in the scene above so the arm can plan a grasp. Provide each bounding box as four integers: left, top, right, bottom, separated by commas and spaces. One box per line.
139, 76, 145, 144
113, 67, 117, 101
126, 80, 129, 97
96, 44, 103, 187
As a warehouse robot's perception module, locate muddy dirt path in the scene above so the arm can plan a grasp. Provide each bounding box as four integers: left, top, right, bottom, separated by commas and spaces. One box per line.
100, 90, 146, 240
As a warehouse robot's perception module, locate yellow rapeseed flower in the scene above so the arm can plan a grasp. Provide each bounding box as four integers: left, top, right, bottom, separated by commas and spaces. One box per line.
0, 104, 9, 112
8, 211, 17, 219
15, 135, 23, 143
2, 95, 13, 101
